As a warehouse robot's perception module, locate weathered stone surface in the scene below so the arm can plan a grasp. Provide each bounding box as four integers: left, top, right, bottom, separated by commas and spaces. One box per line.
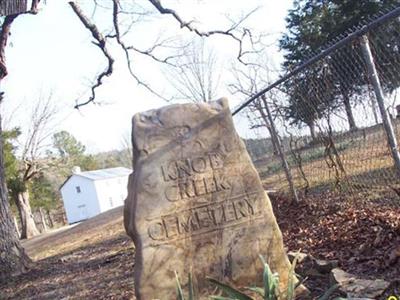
330, 268, 390, 299
314, 259, 339, 274
124, 98, 294, 299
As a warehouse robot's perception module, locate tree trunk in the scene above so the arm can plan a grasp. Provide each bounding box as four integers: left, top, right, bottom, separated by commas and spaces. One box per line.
16, 190, 39, 239
0, 115, 31, 281
39, 208, 47, 232
255, 101, 279, 155
0, 0, 27, 16
13, 216, 20, 237
308, 121, 317, 141
261, 95, 299, 203
62, 210, 67, 225
46, 209, 54, 228
342, 92, 357, 130
266, 125, 279, 155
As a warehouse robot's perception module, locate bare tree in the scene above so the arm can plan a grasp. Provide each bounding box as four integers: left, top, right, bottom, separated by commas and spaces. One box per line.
229, 56, 281, 155
69, 0, 259, 108
0, 0, 261, 279
163, 39, 221, 103
120, 131, 133, 168
9, 93, 58, 239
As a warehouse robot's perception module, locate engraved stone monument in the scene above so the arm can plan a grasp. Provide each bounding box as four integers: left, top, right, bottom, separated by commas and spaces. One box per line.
124, 98, 294, 299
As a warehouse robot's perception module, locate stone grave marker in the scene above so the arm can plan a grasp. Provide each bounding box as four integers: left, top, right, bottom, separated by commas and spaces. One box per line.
124, 98, 295, 299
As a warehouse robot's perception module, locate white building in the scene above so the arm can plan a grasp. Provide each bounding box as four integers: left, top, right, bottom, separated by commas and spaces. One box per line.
60, 167, 132, 224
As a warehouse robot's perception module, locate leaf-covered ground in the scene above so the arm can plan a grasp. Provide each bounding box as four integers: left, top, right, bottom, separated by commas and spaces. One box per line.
1, 194, 399, 299
271, 192, 400, 297
0, 207, 135, 300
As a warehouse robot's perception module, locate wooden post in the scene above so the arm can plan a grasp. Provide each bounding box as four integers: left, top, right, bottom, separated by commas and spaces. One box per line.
360, 35, 400, 175
261, 95, 299, 203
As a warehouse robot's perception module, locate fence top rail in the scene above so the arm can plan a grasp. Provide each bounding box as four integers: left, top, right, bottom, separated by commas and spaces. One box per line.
231, 6, 400, 116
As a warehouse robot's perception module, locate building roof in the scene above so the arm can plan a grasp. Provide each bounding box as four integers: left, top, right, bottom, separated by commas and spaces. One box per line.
76, 167, 132, 181
59, 167, 132, 190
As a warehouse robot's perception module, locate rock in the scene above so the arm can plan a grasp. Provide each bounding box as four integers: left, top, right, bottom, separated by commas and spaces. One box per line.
314, 258, 338, 274
387, 246, 400, 265
287, 252, 337, 274
288, 251, 309, 264
124, 99, 298, 299
332, 298, 374, 300
330, 268, 390, 299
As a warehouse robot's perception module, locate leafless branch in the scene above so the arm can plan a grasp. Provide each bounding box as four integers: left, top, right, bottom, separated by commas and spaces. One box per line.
162, 39, 220, 103
109, 0, 174, 101
17, 93, 58, 181
69, 1, 115, 109
147, 0, 259, 65
30, 0, 41, 14
69, 0, 262, 107
72, 0, 175, 107
0, 0, 42, 79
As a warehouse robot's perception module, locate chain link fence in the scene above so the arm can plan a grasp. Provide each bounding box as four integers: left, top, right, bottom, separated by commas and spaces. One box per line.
234, 7, 400, 202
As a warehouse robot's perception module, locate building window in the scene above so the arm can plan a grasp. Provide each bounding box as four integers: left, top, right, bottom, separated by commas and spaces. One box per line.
76, 186, 81, 193
109, 197, 113, 207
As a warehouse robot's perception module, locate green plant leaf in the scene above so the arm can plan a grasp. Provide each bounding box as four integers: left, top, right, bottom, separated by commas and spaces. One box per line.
246, 286, 265, 296
259, 255, 278, 300
286, 252, 299, 300
210, 296, 236, 300
207, 277, 253, 300
175, 271, 185, 300
188, 272, 195, 300
259, 255, 270, 299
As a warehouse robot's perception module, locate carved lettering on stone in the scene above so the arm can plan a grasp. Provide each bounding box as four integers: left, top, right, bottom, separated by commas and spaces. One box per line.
124, 98, 298, 299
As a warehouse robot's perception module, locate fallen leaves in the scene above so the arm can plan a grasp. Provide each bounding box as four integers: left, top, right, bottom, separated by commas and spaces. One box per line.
271, 191, 400, 295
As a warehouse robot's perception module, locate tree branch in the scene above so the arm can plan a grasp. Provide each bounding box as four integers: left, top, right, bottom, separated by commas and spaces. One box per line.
0, 15, 17, 79
0, 0, 42, 80
69, 1, 115, 109
30, 0, 41, 14
147, 0, 258, 65
109, 0, 173, 101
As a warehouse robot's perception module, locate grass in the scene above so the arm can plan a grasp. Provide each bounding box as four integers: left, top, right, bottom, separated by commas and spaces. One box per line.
22, 206, 126, 261
257, 125, 400, 198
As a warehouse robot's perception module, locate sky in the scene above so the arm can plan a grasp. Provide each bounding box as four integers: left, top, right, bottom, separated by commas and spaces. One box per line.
1, 0, 293, 154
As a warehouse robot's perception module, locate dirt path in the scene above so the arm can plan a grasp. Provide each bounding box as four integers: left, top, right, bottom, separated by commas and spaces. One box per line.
1, 206, 135, 300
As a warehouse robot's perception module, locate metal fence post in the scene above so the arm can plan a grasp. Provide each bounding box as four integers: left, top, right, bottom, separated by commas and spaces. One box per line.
360, 35, 400, 175
261, 95, 299, 203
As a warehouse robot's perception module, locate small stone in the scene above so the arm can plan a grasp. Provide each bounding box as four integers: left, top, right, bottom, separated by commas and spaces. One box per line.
333, 298, 374, 300
387, 246, 400, 265
330, 268, 390, 298
314, 258, 338, 273
287, 251, 309, 263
